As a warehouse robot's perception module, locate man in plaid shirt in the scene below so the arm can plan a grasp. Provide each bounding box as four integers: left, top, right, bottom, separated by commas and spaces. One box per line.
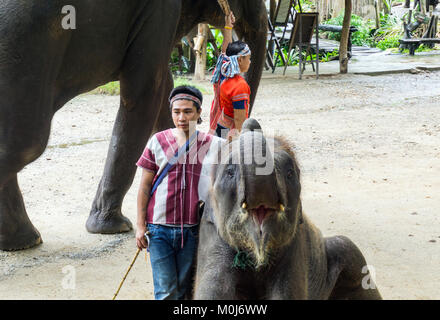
135, 85, 223, 300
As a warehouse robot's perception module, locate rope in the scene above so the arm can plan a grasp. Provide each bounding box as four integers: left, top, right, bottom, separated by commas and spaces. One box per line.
232, 250, 255, 270
217, 0, 231, 15
112, 248, 141, 300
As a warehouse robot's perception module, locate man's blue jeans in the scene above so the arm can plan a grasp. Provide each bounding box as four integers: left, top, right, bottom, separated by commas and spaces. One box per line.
147, 224, 198, 300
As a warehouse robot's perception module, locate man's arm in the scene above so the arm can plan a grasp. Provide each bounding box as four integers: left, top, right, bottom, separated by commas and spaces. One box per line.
136, 169, 155, 249
221, 12, 235, 54
233, 109, 247, 131
227, 109, 247, 141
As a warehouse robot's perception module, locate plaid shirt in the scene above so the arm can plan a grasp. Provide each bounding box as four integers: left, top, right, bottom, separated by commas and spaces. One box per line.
136, 129, 223, 226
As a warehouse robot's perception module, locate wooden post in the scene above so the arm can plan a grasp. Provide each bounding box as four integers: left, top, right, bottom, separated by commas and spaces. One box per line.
436, 16, 439, 38
377, 0, 383, 14
421, 0, 427, 14
404, 0, 411, 8
340, 0, 352, 74
194, 23, 208, 80
435, 16, 439, 38
374, 0, 380, 29
270, 0, 277, 23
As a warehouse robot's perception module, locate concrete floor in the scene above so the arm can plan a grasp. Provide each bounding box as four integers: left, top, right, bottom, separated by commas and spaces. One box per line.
266, 49, 440, 79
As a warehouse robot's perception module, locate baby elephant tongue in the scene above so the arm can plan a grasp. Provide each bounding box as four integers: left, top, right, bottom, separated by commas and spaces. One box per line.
253, 205, 273, 226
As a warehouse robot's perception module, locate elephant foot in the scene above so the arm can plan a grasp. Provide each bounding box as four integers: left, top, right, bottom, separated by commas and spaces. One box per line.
86, 209, 133, 234
0, 176, 43, 251
0, 224, 42, 251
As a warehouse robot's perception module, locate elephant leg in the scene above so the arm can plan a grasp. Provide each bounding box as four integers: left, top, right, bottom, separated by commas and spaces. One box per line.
193, 218, 238, 299
0, 99, 52, 250
234, 4, 267, 112
0, 177, 42, 250
85, 77, 173, 234
152, 71, 174, 133
325, 236, 382, 300
86, 0, 181, 233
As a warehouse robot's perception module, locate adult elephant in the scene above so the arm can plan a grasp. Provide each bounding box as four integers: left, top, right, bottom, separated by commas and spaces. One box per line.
0, 0, 267, 250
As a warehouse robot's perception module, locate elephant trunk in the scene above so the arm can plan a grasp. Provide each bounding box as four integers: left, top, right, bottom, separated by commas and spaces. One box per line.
239, 129, 279, 225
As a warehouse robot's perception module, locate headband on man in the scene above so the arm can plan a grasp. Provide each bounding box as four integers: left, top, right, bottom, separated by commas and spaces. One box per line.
211, 44, 251, 84
169, 93, 202, 109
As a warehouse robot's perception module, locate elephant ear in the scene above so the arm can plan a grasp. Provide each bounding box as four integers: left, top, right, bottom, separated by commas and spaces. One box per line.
241, 118, 262, 134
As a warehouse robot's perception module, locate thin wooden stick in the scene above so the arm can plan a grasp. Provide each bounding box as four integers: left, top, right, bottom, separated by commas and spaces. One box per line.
112, 248, 141, 300
217, 0, 231, 15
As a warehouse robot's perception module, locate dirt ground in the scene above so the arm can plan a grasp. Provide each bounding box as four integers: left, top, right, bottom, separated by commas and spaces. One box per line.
0, 70, 439, 300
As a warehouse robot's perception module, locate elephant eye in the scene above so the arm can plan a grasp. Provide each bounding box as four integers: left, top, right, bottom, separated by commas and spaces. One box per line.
287, 169, 295, 179
226, 166, 235, 178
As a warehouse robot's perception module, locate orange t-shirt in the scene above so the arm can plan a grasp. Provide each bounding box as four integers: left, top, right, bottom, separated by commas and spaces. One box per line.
219, 75, 251, 119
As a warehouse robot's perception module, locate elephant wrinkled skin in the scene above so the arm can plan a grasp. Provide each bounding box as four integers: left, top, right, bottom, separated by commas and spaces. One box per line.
0, 0, 267, 250
193, 119, 382, 299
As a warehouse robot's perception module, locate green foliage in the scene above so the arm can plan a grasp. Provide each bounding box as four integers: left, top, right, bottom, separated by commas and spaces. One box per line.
376, 34, 401, 50
415, 44, 436, 52
294, 0, 315, 12
207, 29, 223, 71
174, 77, 209, 94
90, 78, 208, 96
382, 0, 393, 13
398, 44, 437, 54
174, 77, 191, 87
171, 28, 223, 75
274, 48, 339, 67
321, 14, 372, 46
372, 13, 401, 46
93, 81, 120, 95
321, 12, 407, 50
170, 48, 189, 74
321, 49, 339, 62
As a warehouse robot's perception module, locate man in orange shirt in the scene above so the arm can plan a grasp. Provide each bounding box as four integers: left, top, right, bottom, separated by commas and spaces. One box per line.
210, 13, 252, 140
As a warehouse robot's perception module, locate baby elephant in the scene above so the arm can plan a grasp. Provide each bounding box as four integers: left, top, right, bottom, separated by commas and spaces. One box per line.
194, 119, 382, 300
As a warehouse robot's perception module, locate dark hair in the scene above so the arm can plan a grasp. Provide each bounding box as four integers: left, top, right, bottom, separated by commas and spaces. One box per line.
169, 85, 203, 124
169, 85, 203, 110
226, 40, 248, 56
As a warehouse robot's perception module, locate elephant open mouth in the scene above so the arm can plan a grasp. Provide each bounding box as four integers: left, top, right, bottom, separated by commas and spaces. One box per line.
250, 205, 275, 227
250, 204, 294, 265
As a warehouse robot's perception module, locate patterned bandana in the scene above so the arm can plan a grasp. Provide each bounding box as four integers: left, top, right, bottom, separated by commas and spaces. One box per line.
170, 93, 202, 109
211, 44, 252, 84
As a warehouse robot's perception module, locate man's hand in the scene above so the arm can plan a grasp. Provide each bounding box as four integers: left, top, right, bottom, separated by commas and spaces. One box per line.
227, 128, 240, 141
136, 169, 154, 250
136, 224, 148, 250
222, 12, 236, 54
225, 12, 235, 29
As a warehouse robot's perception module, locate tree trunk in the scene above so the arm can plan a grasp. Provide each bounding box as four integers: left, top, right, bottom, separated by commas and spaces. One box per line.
374, 0, 380, 29
339, 0, 352, 74
194, 23, 208, 80
270, 0, 277, 22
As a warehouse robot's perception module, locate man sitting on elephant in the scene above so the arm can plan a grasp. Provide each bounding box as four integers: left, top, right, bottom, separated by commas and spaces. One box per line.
135, 85, 223, 300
